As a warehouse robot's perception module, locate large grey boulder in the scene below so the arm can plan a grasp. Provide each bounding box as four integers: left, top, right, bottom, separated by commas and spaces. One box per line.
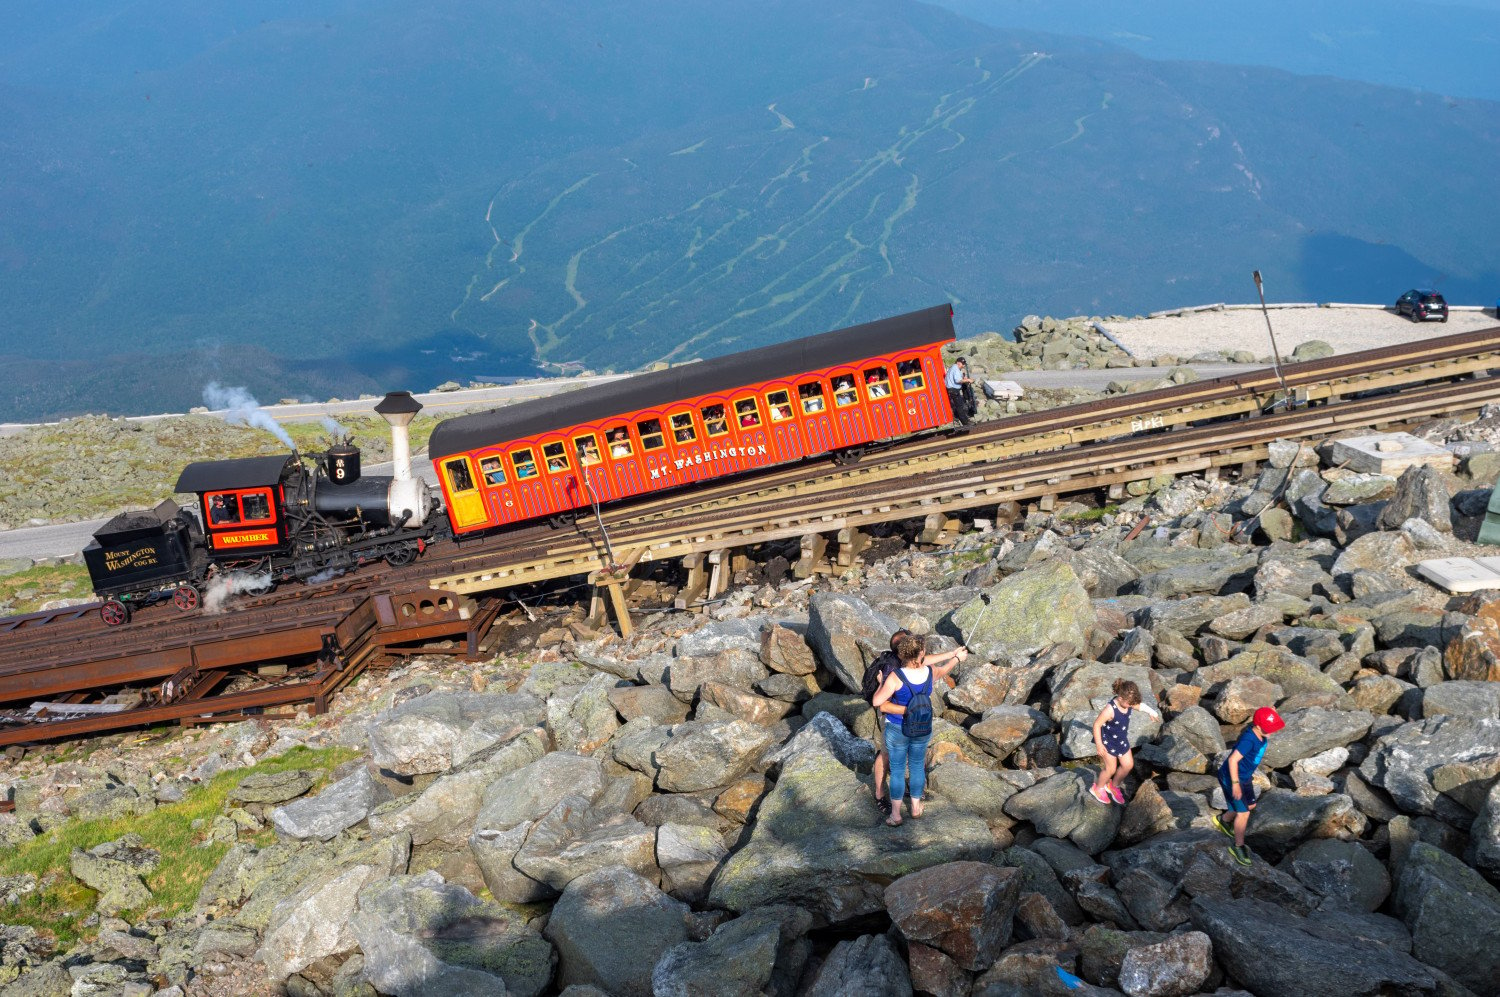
806, 593, 902, 692
272, 767, 391, 842
653, 720, 776, 792
668, 650, 771, 703
677, 618, 763, 658
708, 748, 992, 921
926, 760, 1018, 819
655, 821, 728, 902
651, 905, 812, 997
968, 705, 1053, 760
256, 833, 411, 982
1002, 770, 1121, 854
760, 623, 819, 676
1421, 680, 1500, 720
1359, 716, 1500, 824
69, 835, 159, 914
1260, 708, 1373, 770
1283, 838, 1391, 912
545, 865, 690, 997
1377, 465, 1452, 533
884, 861, 1022, 971
1116, 930, 1213, 997
367, 691, 544, 776
1471, 779, 1500, 878
1331, 531, 1418, 584
608, 684, 690, 725
1394, 842, 1500, 993
1139, 593, 1252, 636
802, 934, 912, 997
470, 823, 551, 904
472, 751, 606, 834
1193, 644, 1348, 703
547, 672, 622, 754
761, 711, 874, 774
512, 795, 657, 892
349, 871, 552, 997
368, 731, 549, 847
1189, 896, 1444, 996
1131, 551, 1257, 599
1241, 791, 1366, 860
948, 559, 1095, 660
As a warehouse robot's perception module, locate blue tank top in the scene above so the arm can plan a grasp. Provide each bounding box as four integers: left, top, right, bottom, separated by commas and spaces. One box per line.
885, 666, 933, 728
1100, 700, 1132, 740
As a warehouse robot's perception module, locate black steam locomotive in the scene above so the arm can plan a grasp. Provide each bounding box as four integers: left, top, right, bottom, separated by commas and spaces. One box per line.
84, 393, 446, 625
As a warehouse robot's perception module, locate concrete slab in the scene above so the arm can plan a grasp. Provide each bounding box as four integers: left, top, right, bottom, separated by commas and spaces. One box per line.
983, 379, 1024, 400
1326, 432, 1454, 475
1416, 557, 1500, 593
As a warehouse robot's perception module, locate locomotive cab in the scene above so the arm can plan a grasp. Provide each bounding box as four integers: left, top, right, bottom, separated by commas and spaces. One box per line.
175, 455, 297, 560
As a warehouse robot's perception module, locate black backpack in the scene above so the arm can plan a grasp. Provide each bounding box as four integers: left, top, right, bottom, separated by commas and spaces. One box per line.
861, 650, 900, 705
898, 668, 934, 738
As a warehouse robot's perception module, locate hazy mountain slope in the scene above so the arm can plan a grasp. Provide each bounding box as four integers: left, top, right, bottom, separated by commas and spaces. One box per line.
1, 0, 1496, 420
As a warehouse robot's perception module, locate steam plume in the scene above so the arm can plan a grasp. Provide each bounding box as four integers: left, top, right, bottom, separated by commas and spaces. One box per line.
203, 382, 296, 449
320, 416, 349, 439
202, 571, 273, 615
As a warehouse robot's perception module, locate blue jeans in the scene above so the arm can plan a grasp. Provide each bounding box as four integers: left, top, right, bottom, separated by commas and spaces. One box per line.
885, 723, 931, 803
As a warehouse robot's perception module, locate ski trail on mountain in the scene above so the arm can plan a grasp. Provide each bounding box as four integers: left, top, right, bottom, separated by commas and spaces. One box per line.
1052, 91, 1112, 148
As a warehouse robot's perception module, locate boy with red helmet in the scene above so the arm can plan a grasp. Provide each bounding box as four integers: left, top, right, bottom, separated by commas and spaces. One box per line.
1212, 706, 1285, 865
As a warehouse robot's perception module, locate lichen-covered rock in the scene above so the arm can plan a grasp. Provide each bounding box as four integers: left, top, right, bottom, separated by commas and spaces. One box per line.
272, 766, 391, 842
1260, 707, 1373, 770
513, 795, 658, 892
607, 684, 690, 725
651, 905, 811, 997
801, 934, 911, 997
761, 711, 873, 774
228, 769, 319, 806
471, 750, 605, 834
653, 720, 776, 793
884, 861, 1022, 970
1377, 465, 1452, 533
1002, 770, 1121, 855
1359, 716, 1500, 824
1116, 930, 1212, 997
1283, 838, 1391, 912
546, 672, 622, 754
760, 623, 818, 676
1469, 779, 1500, 878
967, 704, 1052, 760
805, 593, 902, 693
948, 559, 1095, 660
69, 835, 159, 914
367, 691, 544, 776
926, 760, 1017, 819
1394, 842, 1500, 993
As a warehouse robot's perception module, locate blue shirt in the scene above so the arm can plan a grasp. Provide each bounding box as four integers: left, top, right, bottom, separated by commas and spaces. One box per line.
945, 363, 967, 390
1220, 728, 1267, 786
884, 666, 933, 728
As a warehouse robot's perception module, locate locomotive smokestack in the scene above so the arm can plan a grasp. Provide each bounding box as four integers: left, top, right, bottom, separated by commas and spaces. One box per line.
374, 391, 423, 482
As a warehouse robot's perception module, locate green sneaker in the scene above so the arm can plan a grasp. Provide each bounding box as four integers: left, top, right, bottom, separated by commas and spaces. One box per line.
1229, 844, 1253, 866
1211, 814, 1234, 839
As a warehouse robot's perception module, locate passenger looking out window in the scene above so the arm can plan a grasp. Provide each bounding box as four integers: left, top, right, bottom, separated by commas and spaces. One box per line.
702, 404, 729, 437
735, 398, 762, 428
898, 359, 925, 392
638, 419, 666, 451
543, 442, 570, 473
799, 382, 826, 414
833, 375, 858, 407
444, 460, 475, 492
767, 390, 794, 422
479, 457, 506, 485
607, 427, 633, 457
512, 448, 539, 479
671, 412, 697, 444
865, 366, 892, 398
574, 435, 601, 466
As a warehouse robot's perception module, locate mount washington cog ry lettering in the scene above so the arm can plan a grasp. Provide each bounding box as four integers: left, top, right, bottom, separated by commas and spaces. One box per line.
103, 547, 159, 572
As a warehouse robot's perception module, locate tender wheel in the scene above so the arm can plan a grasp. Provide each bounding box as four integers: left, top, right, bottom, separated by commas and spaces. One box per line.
548, 511, 578, 530
172, 585, 200, 612
384, 545, 418, 567
100, 600, 131, 627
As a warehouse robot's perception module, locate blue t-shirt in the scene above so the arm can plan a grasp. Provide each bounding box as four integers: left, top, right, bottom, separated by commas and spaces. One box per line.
884, 666, 933, 728
1220, 728, 1267, 785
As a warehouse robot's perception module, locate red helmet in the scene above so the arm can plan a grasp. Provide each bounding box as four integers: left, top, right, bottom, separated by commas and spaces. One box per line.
1253, 707, 1285, 733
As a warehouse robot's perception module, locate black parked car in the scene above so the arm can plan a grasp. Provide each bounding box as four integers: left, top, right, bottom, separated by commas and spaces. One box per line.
1396, 289, 1448, 322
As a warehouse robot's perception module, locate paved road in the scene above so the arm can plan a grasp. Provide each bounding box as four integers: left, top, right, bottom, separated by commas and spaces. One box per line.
998, 363, 1258, 390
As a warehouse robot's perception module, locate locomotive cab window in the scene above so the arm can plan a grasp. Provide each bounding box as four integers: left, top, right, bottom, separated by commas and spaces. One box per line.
573, 434, 601, 466
543, 442, 570, 473
898, 359, 925, 392
799, 381, 826, 414
606, 426, 634, 457
511, 448, 539, 479
832, 375, 858, 408
479, 456, 506, 485
670, 412, 697, 444
444, 459, 476, 492
240, 491, 273, 523
864, 365, 892, 398
702, 404, 729, 437
734, 397, 762, 428
767, 390, 794, 422
208, 493, 241, 525
637, 419, 666, 451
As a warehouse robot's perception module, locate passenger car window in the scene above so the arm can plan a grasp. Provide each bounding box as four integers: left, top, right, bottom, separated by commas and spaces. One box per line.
898, 360, 925, 392
511, 448, 538, 479
637, 419, 666, 451
799, 381, 826, 414
606, 426, 634, 457
702, 404, 729, 437
832, 375, 858, 408
864, 365, 891, 398
670, 412, 697, 444
543, 442, 570, 473
734, 397, 762, 428
479, 456, 506, 485
445, 459, 475, 492
574, 434, 601, 466
767, 390, 794, 422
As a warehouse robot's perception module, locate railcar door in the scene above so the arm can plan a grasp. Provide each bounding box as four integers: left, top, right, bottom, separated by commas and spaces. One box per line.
635, 417, 676, 489
828, 369, 870, 444
796, 378, 836, 455
441, 457, 489, 531
859, 363, 901, 439
896, 357, 942, 429
764, 387, 805, 461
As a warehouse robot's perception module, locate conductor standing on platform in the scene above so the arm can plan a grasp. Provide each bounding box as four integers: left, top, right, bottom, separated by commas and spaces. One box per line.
945, 357, 976, 425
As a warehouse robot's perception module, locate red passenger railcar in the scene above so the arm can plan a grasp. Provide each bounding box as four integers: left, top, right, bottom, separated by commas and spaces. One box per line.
426, 304, 958, 535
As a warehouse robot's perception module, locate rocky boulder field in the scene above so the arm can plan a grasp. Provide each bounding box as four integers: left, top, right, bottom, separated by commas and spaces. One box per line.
7, 410, 1500, 996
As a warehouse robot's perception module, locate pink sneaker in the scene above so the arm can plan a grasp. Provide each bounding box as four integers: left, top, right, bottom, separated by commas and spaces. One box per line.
1090, 784, 1111, 804
1109, 785, 1126, 805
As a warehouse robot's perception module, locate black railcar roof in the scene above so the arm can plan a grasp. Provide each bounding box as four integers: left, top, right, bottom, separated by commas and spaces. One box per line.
175, 455, 295, 494
429, 304, 955, 460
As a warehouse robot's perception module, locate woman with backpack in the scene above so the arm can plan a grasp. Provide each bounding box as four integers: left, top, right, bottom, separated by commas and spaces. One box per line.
871, 633, 954, 826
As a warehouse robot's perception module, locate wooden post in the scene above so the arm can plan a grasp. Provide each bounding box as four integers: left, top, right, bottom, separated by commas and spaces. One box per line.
793, 533, 828, 579
706, 549, 730, 602
1038, 493, 1056, 512
835, 527, 869, 567
604, 580, 633, 638
675, 552, 709, 610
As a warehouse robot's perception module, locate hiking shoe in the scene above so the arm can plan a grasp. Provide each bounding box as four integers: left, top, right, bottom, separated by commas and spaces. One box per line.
1108, 785, 1126, 805
1211, 814, 1235, 839
1229, 844, 1253, 866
